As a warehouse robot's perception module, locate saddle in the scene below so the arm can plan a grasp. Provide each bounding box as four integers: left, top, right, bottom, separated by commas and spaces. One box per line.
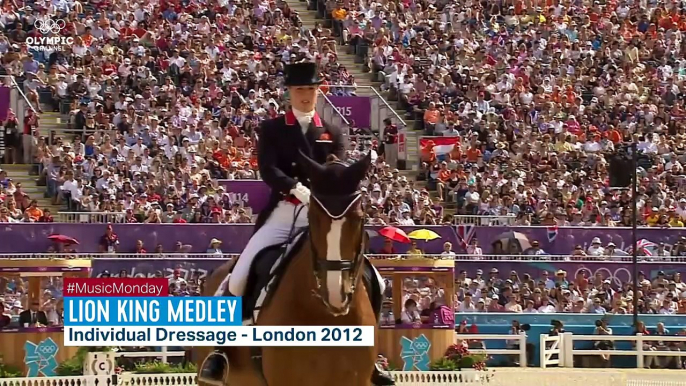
224, 229, 382, 324
227, 228, 309, 324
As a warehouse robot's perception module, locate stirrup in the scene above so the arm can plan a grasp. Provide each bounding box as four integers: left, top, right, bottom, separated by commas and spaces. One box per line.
198, 352, 229, 386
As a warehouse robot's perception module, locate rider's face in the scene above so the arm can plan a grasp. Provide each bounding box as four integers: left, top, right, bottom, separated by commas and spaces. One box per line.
289, 86, 318, 112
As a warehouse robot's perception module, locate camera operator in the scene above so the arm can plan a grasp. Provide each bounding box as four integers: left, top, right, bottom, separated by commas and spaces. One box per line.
508, 320, 534, 366
594, 319, 614, 361
549, 320, 566, 336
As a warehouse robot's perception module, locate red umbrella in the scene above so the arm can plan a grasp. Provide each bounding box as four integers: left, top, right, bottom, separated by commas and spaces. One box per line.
47, 234, 80, 245
378, 226, 411, 244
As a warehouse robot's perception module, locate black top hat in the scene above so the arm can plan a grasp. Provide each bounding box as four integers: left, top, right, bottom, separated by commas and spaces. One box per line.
284, 62, 322, 86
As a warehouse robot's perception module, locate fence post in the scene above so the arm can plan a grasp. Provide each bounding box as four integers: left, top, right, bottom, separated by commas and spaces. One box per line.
161, 346, 168, 364
539, 334, 547, 369
519, 332, 527, 367
562, 333, 574, 368
558, 332, 565, 367
636, 333, 644, 369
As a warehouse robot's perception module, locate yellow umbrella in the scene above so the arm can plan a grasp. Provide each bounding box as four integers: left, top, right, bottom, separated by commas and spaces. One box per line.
407, 229, 441, 242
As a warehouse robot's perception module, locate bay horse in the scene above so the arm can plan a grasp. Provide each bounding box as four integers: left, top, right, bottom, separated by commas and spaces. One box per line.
196, 152, 377, 386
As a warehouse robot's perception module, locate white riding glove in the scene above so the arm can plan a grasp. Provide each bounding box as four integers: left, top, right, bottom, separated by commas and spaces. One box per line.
290, 182, 311, 205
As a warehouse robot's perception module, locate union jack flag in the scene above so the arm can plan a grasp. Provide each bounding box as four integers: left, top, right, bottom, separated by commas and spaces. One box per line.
629, 239, 658, 256
455, 224, 476, 250
547, 226, 559, 243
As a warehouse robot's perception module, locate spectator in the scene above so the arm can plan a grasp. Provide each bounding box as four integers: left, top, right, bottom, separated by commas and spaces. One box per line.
406, 240, 423, 258
206, 239, 224, 256
18, 300, 48, 327
400, 298, 421, 325
99, 224, 119, 253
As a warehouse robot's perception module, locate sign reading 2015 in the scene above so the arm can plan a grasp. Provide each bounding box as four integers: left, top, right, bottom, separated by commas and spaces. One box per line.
335, 107, 352, 117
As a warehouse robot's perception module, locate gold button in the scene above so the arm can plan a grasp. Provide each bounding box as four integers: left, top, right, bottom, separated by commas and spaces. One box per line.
292, 162, 297, 166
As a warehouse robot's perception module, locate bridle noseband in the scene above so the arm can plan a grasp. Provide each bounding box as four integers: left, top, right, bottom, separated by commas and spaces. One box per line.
309, 191, 366, 316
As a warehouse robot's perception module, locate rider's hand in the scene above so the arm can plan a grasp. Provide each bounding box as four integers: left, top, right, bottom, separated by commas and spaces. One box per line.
290, 182, 311, 205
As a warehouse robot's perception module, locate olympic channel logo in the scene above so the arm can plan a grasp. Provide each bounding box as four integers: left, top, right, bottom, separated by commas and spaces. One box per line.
27, 18, 74, 51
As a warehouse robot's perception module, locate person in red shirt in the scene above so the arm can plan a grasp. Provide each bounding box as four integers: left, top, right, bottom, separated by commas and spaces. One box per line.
377, 239, 396, 256
172, 212, 187, 223
118, 20, 135, 38
102, 58, 117, 76
134, 240, 147, 254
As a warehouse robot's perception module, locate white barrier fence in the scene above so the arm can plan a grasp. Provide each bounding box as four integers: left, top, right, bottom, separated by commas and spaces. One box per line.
540, 334, 564, 368
456, 332, 528, 368
561, 332, 686, 369
452, 215, 517, 226
83, 332, 686, 373
4, 369, 686, 386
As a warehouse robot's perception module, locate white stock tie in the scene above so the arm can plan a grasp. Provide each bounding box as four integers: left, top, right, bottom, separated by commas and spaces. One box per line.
292, 109, 315, 134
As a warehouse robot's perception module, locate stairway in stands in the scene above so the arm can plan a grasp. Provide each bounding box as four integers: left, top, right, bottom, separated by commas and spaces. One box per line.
286, 0, 420, 171
5, 110, 65, 215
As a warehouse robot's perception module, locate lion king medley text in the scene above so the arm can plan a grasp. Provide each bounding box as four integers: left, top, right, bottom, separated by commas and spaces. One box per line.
63, 278, 374, 347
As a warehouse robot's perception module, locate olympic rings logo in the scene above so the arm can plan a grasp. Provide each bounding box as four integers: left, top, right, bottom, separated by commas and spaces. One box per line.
574, 266, 632, 287
414, 342, 430, 350
34, 19, 66, 35
38, 345, 57, 355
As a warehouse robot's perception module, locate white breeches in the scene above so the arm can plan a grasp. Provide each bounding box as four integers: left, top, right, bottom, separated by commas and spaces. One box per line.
228, 201, 309, 296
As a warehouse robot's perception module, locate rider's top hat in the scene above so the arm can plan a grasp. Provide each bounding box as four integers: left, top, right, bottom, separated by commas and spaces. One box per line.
284, 62, 322, 86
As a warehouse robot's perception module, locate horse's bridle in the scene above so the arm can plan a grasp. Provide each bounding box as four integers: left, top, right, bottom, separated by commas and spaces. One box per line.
308, 191, 366, 316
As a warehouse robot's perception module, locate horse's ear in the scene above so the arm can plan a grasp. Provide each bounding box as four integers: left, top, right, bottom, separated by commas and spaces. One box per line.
347, 151, 372, 182
299, 150, 326, 177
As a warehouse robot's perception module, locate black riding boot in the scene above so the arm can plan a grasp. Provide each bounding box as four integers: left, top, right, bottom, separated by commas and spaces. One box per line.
200, 285, 234, 385
364, 260, 396, 386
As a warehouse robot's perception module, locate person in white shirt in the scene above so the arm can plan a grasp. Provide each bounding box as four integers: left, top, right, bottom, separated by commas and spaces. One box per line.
466, 239, 483, 256
538, 298, 556, 313
637, 136, 658, 154
465, 184, 480, 207
55, 75, 69, 98
400, 299, 422, 324
130, 157, 149, 174
398, 210, 415, 225
169, 269, 187, 288
60, 172, 80, 202
587, 237, 605, 256
440, 242, 456, 257
523, 300, 539, 313
130, 138, 147, 157
458, 293, 476, 312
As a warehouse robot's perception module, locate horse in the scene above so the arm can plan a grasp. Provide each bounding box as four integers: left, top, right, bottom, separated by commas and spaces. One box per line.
195, 152, 377, 386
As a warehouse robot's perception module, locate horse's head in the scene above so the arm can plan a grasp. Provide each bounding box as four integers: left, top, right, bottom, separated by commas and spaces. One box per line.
299, 151, 372, 316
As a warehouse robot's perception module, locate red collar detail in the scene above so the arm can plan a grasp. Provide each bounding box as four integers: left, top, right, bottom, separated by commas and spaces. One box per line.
284, 110, 323, 128
312, 112, 323, 128
285, 110, 296, 126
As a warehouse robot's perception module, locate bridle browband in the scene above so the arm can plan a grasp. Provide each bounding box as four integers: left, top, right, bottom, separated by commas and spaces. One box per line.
309, 190, 366, 316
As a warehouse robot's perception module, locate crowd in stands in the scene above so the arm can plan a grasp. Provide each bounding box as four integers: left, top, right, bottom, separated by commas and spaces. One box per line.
362, 0, 686, 227
3, 0, 686, 228
0, 0, 373, 223
451, 267, 686, 315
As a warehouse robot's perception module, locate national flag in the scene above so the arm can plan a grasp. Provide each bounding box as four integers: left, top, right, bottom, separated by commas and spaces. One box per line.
420, 137, 460, 162
455, 224, 475, 250
636, 239, 657, 256
547, 226, 559, 242
626, 239, 658, 256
